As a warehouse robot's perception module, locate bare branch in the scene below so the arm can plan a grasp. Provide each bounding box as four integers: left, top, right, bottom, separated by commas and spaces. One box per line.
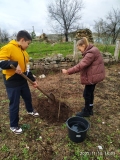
47, 0, 84, 41
93, 8, 120, 44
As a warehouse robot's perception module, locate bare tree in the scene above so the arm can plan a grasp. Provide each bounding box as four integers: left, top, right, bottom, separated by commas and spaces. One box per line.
94, 19, 107, 43
93, 8, 120, 44
8, 32, 17, 40
106, 8, 120, 44
47, 0, 84, 42
1, 30, 9, 42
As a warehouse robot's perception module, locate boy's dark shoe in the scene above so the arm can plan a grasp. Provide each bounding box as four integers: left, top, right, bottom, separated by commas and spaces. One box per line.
10, 127, 23, 134
76, 109, 90, 117
90, 110, 93, 115
27, 110, 39, 117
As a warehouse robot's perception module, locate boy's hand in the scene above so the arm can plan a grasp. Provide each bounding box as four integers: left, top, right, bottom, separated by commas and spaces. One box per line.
32, 81, 38, 88
15, 64, 22, 74
62, 69, 68, 74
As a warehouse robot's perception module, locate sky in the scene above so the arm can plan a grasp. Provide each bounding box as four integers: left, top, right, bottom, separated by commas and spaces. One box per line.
0, 0, 119, 36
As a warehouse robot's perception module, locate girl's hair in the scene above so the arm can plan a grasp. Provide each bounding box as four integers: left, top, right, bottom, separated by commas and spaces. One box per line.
17, 30, 32, 41
77, 37, 89, 48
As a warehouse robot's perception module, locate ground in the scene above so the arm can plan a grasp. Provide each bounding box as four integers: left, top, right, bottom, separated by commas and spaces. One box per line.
0, 63, 120, 160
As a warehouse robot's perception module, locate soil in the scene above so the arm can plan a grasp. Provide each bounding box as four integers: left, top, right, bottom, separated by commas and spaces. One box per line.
0, 63, 120, 160
33, 98, 71, 124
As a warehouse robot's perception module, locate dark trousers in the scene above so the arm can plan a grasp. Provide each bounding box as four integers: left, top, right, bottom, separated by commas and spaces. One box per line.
6, 83, 33, 127
83, 84, 96, 111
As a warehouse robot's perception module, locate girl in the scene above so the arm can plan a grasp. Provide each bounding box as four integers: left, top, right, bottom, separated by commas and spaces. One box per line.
62, 37, 105, 117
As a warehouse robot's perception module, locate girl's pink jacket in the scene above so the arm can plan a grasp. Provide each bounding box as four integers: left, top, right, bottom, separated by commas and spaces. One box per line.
67, 44, 105, 85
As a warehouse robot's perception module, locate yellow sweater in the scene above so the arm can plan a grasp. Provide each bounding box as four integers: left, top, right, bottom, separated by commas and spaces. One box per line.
0, 40, 29, 80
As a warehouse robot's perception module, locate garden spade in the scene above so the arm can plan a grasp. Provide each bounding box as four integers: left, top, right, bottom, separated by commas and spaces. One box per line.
10, 64, 56, 103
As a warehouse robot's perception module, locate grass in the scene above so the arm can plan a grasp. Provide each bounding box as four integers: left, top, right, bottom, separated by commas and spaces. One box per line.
27, 41, 117, 59
27, 41, 74, 58
0, 41, 119, 59
1, 144, 9, 152
95, 43, 116, 55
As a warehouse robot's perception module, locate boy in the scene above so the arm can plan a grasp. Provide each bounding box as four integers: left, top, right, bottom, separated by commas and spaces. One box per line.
0, 30, 39, 134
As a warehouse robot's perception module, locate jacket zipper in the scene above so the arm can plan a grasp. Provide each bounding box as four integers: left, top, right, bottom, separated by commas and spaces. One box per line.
21, 50, 26, 72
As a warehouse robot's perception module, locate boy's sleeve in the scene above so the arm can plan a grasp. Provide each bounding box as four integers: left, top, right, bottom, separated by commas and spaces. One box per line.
0, 47, 18, 69
27, 71, 36, 82
0, 60, 18, 69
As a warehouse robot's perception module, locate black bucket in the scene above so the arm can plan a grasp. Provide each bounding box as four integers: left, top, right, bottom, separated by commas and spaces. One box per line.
66, 116, 90, 143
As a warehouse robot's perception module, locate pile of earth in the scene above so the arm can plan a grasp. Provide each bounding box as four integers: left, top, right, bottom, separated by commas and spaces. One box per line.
32, 97, 72, 124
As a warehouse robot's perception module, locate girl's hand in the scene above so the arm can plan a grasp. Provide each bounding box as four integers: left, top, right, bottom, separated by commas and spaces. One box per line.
32, 81, 38, 88
62, 69, 68, 74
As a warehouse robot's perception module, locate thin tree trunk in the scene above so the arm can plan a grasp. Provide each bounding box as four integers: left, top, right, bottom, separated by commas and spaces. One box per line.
65, 32, 68, 42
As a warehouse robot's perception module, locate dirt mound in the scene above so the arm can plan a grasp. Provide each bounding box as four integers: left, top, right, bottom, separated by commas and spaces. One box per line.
32, 97, 72, 124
